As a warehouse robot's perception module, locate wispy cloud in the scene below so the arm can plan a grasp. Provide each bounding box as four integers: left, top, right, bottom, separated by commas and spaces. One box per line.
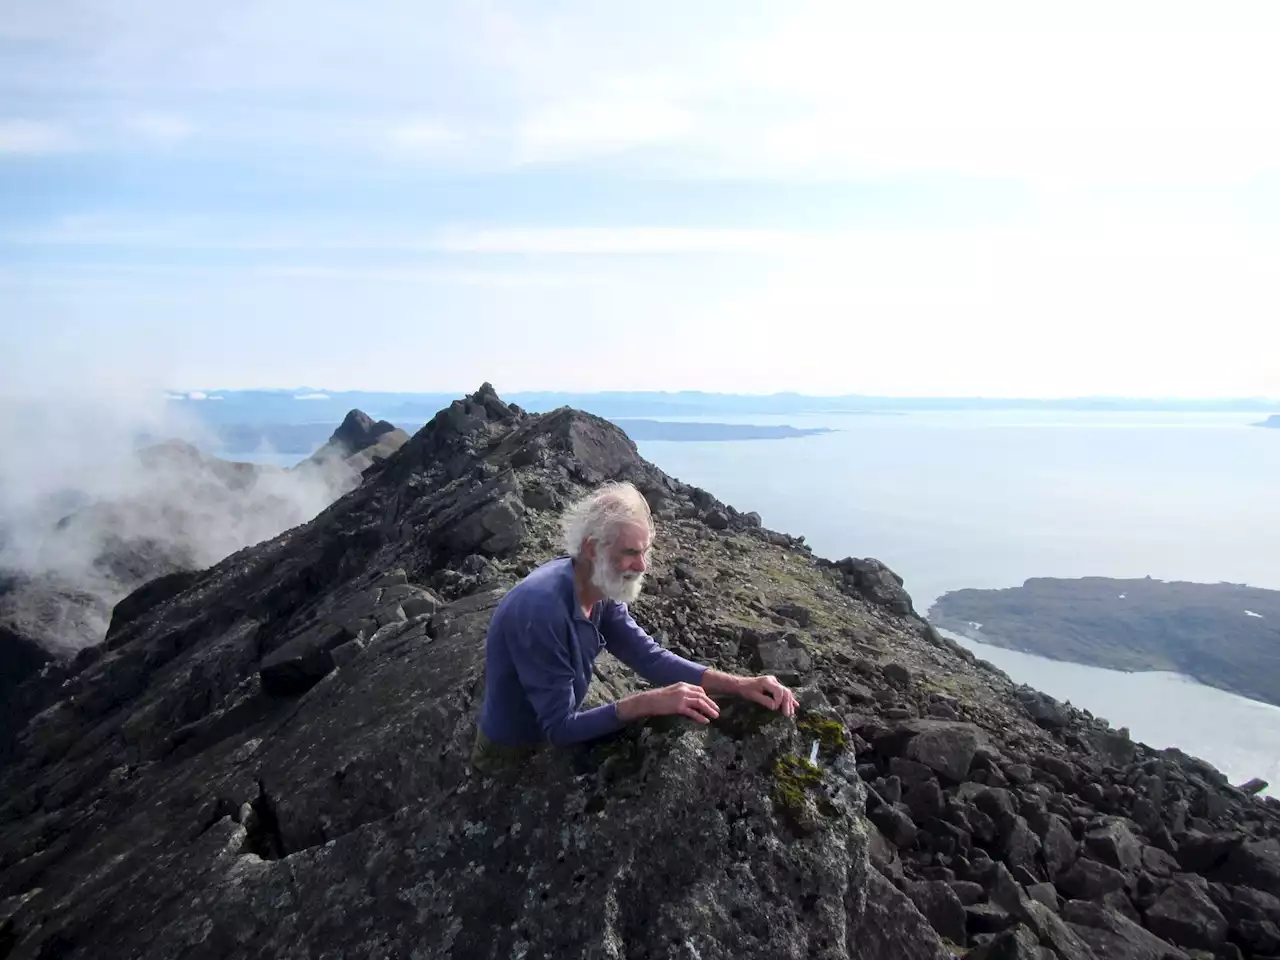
384, 120, 467, 160
5, 3, 1280, 182
1, 217, 814, 255
122, 112, 195, 145
0, 120, 78, 155
514, 90, 695, 164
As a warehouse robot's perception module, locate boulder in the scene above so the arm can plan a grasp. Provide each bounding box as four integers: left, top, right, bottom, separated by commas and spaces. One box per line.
1212, 838, 1280, 891
1055, 858, 1128, 901
1015, 688, 1071, 730
906, 879, 968, 946
1041, 814, 1080, 879
905, 721, 982, 783
1083, 819, 1144, 873
258, 622, 350, 695
968, 924, 1050, 960
831, 557, 915, 615
1061, 901, 1188, 960
1144, 876, 1229, 950
704, 509, 730, 530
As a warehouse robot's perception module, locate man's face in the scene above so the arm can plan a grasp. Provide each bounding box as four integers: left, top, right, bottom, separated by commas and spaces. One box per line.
590, 521, 651, 604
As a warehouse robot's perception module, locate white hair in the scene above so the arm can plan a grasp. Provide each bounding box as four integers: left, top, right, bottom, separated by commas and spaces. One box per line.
561, 481, 653, 558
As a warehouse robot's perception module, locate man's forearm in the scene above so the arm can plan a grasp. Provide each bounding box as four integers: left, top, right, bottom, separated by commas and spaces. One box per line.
698, 668, 745, 695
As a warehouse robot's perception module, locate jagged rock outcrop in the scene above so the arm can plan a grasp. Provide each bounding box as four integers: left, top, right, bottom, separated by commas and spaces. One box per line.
1, 385, 1277, 959
303, 409, 409, 474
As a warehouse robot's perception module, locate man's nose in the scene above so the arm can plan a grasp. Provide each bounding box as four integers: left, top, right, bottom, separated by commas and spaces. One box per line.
633, 554, 647, 573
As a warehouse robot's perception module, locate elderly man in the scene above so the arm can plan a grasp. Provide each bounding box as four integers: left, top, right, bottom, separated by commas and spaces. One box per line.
472, 481, 797, 772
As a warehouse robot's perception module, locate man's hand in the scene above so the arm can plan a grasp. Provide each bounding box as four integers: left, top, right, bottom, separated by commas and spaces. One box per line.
735, 674, 798, 717
617, 682, 721, 724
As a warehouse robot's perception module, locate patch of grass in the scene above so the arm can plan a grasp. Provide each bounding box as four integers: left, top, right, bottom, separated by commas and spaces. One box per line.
920, 674, 969, 699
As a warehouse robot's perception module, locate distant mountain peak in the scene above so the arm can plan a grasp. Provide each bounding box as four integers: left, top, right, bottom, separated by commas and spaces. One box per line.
329, 409, 400, 457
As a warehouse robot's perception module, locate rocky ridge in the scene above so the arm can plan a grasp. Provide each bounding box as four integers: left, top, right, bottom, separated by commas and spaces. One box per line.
0, 385, 1277, 959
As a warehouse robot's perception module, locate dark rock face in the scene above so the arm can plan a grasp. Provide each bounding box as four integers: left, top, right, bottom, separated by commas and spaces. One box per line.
2, 384, 1278, 960
1145, 875, 1229, 950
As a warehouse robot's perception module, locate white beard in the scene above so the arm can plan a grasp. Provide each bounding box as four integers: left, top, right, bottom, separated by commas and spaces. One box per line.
591, 557, 644, 604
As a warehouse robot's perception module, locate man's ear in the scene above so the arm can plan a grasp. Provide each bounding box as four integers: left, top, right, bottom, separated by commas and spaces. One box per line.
580, 539, 596, 562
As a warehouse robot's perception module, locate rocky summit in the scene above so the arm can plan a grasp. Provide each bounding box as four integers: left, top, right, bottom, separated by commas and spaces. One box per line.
2, 385, 1279, 960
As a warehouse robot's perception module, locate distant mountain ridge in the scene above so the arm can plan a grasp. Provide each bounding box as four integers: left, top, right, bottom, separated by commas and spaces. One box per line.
163, 387, 1280, 426
190, 417, 836, 455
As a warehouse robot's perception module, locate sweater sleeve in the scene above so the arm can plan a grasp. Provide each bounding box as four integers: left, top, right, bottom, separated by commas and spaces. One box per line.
508, 612, 624, 747
599, 602, 708, 687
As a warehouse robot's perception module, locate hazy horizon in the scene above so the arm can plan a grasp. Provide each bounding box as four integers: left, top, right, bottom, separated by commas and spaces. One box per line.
162, 386, 1280, 402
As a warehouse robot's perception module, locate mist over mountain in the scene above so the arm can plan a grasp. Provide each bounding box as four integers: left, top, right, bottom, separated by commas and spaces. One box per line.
0, 399, 408, 697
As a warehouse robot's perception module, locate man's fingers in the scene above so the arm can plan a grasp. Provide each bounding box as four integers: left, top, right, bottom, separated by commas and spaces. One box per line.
748, 689, 776, 709
746, 676, 795, 713
678, 704, 713, 724
691, 692, 720, 718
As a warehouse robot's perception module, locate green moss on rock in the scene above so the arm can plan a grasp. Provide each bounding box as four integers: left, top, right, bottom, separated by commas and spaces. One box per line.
797, 714, 847, 754
771, 753, 838, 832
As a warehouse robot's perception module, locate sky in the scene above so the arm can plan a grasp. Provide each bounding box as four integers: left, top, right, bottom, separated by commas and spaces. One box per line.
2, 0, 1279, 399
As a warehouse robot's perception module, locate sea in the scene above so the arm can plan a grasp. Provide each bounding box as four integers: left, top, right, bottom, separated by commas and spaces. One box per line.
226, 410, 1280, 791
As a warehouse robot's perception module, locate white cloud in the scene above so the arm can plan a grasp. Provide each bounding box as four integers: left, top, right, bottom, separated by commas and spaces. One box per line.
385, 120, 464, 159
123, 111, 195, 144
1, 217, 813, 256
0, 120, 78, 154
432, 226, 808, 255
514, 89, 694, 164
293, 392, 330, 400
6, 2, 1280, 183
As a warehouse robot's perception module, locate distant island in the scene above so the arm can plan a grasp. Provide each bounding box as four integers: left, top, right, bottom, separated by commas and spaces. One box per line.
608, 419, 835, 441
1255, 414, 1280, 428
929, 576, 1280, 707
145, 418, 835, 457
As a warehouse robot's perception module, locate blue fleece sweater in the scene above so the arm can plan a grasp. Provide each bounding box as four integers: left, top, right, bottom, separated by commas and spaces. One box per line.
477, 556, 708, 747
